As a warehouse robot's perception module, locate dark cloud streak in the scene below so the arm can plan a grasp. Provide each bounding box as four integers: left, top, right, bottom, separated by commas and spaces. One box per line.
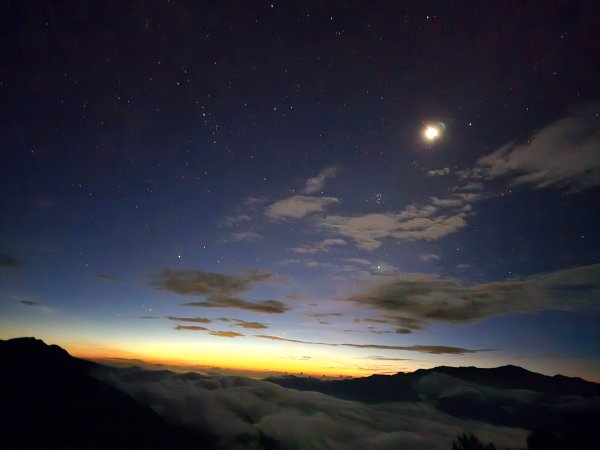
153, 268, 276, 296
209, 331, 244, 338
167, 316, 212, 323
153, 268, 290, 314
232, 319, 268, 329
20, 300, 42, 306
183, 296, 290, 314
254, 334, 482, 355
93, 274, 121, 282
175, 325, 209, 331
0, 254, 24, 270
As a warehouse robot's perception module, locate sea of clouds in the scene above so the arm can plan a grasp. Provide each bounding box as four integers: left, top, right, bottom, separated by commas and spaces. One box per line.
94, 366, 528, 450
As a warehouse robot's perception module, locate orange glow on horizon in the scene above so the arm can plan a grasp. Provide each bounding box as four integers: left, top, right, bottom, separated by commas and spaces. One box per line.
66, 341, 417, 378
71, 348, 381, 378
0, 326, 417, 378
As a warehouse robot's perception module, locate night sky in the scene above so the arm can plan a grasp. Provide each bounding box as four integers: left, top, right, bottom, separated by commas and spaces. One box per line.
1, 1, 599, 379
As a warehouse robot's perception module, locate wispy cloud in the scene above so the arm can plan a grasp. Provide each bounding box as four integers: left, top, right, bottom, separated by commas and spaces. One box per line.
19, 299, 56, 313
223, 214, 252, 226
319, 203, 469, 251
243, 196, 269, 207
266, 195, 340, 220
167, 316, 213, 323
175, 325, 209, 331
231, 319, 268, 329
473, 105, 600, 190
353, 317, 392, 325
154, 268, 289, 314
20, 300, 41, 307
289, 238, 347, 254
304, 166, 339, 194
352, 317, 416, 334
360, 355, 415, 361
254, 334, 483, 354
166, 316, 266, 328
93, 273, 121, 282
0, 253, 24, 270
229, 231, 263, 242
278, 258, 339, 270
427, 167, 450, 176
302, 311, 344, 325
209, 330, 244, 338
349, 263, 600, 329
153, 268, 276, 296
429, 197, 465, 208
183, 295, 290, 314
173, 325, 244, 338
343, 258, 372, 266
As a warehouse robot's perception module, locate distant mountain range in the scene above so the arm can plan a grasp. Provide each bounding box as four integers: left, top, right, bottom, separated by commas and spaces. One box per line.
266, 364, 600, 403
266, 364, 600, 440
0, 337, 217, 450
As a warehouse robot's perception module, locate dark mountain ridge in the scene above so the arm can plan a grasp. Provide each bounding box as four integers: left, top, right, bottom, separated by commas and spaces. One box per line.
421, 364, 600, 396
266, 364, 600, 402
0, 337, 216, 450
266, 363, 600, 438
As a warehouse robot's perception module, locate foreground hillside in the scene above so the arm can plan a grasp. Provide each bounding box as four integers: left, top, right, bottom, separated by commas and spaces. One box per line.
0, 337, 216, 450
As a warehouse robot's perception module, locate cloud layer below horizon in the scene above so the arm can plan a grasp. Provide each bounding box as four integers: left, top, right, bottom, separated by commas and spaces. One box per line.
97, 366, 527, 450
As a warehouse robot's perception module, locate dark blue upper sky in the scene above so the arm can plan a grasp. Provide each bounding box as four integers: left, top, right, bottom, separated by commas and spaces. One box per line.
1, 0, 599, 379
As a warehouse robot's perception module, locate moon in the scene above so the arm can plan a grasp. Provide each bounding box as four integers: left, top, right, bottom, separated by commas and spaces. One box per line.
424, 126, 440, 140
422, 122, 445, 143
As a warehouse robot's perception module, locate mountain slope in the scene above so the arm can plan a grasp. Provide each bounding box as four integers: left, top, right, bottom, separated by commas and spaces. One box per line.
266, 365, 600, 402
0, 337, 216, 450
424, 365, 600, 396
266, 364, 600, 435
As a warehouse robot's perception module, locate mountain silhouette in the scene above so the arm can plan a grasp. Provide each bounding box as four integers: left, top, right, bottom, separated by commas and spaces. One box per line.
266, 371, 421, 403
422, 364, 600, 396
266, 364, 600, 437
266, 364, 600, 403
0, 337, 216, 450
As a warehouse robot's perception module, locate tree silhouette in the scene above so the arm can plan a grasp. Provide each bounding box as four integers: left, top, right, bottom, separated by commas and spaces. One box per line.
452, 433, 497, 450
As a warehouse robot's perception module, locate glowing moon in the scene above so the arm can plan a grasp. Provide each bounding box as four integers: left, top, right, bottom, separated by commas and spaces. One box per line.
422, 122, 445, 143
424, 126, 440, 140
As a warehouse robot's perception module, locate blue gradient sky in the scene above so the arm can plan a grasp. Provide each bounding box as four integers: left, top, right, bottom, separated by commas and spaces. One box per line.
1, 1, 599, 380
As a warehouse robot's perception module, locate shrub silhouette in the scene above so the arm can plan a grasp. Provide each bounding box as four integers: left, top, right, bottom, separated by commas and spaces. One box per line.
527, 426, 596, 450
452, 433, 497, 450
